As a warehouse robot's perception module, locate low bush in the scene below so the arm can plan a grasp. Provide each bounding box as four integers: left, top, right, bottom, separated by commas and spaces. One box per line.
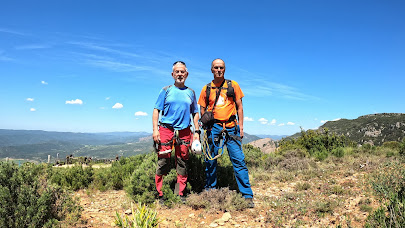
0, 162, 82, 227
50, 165, 94, 190
365, 161, 405, 227
186, 188, 248, 211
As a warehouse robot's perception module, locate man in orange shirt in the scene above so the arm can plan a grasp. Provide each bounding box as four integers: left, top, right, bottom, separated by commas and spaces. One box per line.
198, 58, 254, 208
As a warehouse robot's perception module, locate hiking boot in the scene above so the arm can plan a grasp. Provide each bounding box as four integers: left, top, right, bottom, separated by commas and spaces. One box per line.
245, 198, 255, 208
180, 195, 187, 204
158, 196, 165, 206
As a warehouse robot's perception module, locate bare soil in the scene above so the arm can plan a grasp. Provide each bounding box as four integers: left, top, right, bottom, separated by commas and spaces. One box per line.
73, 167, 379, 227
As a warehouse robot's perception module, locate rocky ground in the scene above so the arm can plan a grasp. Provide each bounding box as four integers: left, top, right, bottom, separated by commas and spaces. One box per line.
73, 166, 378, 227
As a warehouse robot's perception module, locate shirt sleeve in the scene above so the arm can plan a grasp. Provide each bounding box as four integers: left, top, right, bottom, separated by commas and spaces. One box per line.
232, 80, 244, 101
190, 90, 199, 114
154, 88, 166, 110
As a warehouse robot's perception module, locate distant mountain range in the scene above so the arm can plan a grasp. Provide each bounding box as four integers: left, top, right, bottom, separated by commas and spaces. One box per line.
0, 129, 150, 147
0, 129, 266, 162
256, 134, 288, 140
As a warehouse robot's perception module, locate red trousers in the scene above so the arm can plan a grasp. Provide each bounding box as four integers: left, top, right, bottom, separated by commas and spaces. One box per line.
155, 126, 191, 196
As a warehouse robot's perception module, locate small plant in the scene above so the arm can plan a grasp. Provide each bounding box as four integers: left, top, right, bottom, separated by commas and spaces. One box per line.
115, 203, 160, 228
295, 182, 311, 191
314, 199, 338, 216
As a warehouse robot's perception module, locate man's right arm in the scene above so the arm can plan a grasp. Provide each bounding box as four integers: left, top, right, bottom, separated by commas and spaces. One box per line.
152, 108, 160, 143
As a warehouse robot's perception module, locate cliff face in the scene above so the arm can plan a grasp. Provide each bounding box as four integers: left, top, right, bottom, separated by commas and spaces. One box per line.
320, 113, 405, 146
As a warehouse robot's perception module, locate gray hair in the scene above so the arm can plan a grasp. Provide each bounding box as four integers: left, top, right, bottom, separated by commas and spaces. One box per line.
172, 62, 188, 72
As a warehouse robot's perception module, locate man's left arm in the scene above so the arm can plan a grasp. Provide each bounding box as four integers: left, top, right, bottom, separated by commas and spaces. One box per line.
192, 112, 200, 141
235, 98, 244, 138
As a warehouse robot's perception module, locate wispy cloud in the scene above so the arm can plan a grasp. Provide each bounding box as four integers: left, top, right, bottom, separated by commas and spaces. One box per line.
134, 111, 148, 116
244, 116, 254, 121
234, 69, 318, 100
105, 97, 110, 100
320, 120, 327, 124
112, 103, 123, 109
66, 99, 83, 105
68, 42, 141, 58
0, 51, 13, 61
270, 119, 276, 125
243, 80, 318, 100
278, 123, 285, 126
85, 60, 151, 72
0, 28, 28, 36
287, 122, 295, 125
30, 108, 36, 112
41, 81, 48, 85
15, 44, 51, 50
26, 98, 34, 101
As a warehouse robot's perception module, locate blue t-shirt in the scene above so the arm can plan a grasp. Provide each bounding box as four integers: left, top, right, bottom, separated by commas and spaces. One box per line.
154, 85, 199, 130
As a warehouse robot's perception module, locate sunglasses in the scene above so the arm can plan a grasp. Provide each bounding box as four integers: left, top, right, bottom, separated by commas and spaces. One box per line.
173, 61, 186, 66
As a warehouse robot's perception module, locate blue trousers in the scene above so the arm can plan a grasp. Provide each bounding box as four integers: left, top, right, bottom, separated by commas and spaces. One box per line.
205, 124, 253, 198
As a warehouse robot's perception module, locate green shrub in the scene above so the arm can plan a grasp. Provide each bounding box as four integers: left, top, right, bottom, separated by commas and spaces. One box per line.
126, 153, 158, 205
243, 144, 265, 168
365, 161, 405, 227
399, 138, 405, 156
382, 141, 400, 150
0, 162, 82, 227
279, 128, 353, 160
331, 147, 345, 158
50, 165, 93, 190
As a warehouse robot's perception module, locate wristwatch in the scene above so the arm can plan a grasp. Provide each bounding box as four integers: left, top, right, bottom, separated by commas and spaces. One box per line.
194, 130, 201, 134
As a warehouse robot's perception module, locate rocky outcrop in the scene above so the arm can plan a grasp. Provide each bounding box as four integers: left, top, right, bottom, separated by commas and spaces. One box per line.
248, 138, 277, 154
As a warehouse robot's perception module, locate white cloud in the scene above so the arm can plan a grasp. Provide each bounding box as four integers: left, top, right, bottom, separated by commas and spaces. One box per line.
270, 119, 276, 125
66, 99, 83, 105
41, 80, 48, 85
26, 98, 34, 101
30, 108, 36, 112
332, 118, 341, 121
320, 120, 327, 124
112, 103, 123, 109
287, 122, 295, 125
105, 97, 110, 100
244, 117, 254, 122
278, 123, 285, 126
258, 118, 268, 124
134, 111, 148, 116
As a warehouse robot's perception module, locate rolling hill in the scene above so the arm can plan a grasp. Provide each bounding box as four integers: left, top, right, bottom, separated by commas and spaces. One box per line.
286, 113, 405, 146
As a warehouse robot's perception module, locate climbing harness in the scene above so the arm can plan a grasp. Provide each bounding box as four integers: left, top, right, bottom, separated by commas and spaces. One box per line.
154, 124, 191, 155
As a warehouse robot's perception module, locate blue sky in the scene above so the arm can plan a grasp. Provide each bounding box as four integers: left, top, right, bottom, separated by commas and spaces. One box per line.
1, 0, 404, 136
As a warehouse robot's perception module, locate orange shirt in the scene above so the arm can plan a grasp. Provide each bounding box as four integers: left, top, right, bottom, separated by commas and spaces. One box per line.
198, 80, 244, 127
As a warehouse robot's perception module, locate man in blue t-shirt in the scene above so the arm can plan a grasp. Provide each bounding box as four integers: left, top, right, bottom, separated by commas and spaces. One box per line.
152, 61, 200, 203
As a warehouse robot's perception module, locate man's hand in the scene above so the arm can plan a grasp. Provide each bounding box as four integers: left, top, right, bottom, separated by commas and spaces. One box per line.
240, 127, 244, 138
153, 130, 160, 144
193, 132, 200, 142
